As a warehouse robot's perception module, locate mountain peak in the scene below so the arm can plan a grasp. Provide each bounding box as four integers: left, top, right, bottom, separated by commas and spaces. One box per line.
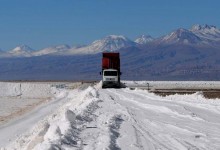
7, 44, 34, 57
11, 44, 33, 53
101, 35, 132, 43
90, 35, 135, 52
135, 35, 154, 44
91, 35, 132, 45
68, 35, 136, 55
191, 24, 217, 31
105, 35, 127, 40
162, 28, 201, 44
191, 24, 220, 41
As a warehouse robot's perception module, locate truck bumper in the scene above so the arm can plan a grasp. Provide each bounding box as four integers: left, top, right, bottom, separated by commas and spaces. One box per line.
102, 81, 120, 88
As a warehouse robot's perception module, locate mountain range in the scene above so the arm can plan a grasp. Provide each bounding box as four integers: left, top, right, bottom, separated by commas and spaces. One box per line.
0, 24, 220, 81
1, 24, 220, 57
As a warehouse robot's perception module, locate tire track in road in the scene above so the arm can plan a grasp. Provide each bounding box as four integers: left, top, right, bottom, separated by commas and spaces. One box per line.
97, 89, 143, 150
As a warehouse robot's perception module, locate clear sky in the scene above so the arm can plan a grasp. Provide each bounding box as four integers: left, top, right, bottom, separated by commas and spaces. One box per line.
0, 0, 219, 50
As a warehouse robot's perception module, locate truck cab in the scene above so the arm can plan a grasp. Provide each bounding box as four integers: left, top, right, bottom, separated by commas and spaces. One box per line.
102, 69, 120, 88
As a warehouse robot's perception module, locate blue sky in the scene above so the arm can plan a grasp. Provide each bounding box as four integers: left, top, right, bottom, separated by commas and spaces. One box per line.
0, 0, 219, 50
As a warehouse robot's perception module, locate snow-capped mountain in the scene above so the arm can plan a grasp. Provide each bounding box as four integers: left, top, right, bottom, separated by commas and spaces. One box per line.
33, 44, 71, 56
8, 45, 34, 57
10, 45, 33, 53
160, 28, 202, 44
135, 35, 154, 44
1, 24, 220, 58
67, 35, 136, 54
191, 24, 220, 41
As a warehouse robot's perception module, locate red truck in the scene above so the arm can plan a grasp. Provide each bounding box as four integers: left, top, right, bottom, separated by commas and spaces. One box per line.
100, 52, 121, 88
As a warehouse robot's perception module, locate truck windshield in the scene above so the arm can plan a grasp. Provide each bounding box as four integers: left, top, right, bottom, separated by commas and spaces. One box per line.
104, 71, 117, 76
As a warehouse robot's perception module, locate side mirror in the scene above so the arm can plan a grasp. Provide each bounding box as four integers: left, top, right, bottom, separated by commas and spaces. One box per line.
100, 72, 102, 75
120, 72, 122, 75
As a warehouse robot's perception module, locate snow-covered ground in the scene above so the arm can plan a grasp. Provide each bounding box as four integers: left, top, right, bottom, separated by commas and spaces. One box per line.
124, 81, 220, 90
1, 81, 220, 150
0, 82, 53, 124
